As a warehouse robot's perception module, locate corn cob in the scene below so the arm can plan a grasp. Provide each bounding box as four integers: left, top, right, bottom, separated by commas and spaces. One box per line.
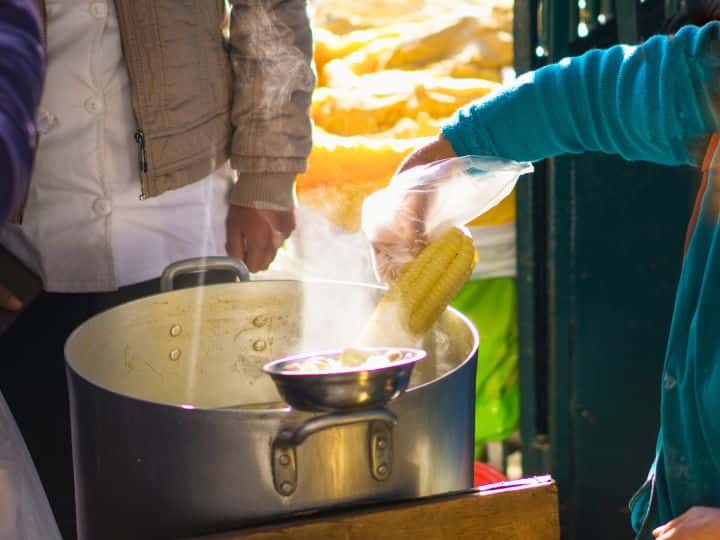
361, 227, 477, 346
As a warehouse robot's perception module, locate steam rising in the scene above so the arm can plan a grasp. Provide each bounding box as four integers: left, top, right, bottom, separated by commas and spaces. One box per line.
267, 207, 421, 354
267, 207, 382, 350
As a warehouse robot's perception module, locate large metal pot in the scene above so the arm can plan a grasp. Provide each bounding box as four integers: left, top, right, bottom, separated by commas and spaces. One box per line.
65, 260, 478, 539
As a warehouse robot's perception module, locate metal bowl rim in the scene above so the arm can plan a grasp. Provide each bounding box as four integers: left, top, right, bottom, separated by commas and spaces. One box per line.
261, 347, 427, 379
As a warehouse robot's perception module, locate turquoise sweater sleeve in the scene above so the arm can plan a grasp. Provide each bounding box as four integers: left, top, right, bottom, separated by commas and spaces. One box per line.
442, 23, 720, 167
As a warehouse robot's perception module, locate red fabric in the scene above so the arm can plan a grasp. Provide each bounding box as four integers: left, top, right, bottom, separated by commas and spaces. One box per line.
473, 461, 507, 486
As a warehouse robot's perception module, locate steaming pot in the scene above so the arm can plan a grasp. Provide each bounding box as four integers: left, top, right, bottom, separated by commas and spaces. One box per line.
65, 259, 478, 540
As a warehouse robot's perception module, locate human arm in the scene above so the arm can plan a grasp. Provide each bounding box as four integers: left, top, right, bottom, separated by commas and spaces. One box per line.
224, 0, 314, 272
227, 0, 315, 210
370, 23, 720, 281
397, 22, 720, 176
0, 0, 43, 310
378, 22, 720, 269
441, 22, 720, 167
0, 0, 43, 225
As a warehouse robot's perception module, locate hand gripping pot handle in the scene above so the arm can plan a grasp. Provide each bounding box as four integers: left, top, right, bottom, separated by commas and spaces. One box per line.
160, 256, 250, 292
272, 409, 398, 496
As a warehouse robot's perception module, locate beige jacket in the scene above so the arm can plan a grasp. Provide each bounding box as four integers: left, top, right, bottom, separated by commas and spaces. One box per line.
31, 0, 314, 213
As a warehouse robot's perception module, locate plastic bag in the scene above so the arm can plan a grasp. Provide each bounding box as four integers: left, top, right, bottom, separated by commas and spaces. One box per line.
0, 391, 62, 540
361, 155, 533, 282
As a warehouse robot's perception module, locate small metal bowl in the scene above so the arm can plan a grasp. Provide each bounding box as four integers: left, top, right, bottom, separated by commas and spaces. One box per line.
262, 347, 427, 412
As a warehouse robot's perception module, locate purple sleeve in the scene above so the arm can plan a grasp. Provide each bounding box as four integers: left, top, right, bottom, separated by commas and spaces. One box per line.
0, 0, 44, 223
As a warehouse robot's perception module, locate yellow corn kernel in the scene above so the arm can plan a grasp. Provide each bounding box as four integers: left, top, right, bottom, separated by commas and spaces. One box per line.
367, 227, 477, 344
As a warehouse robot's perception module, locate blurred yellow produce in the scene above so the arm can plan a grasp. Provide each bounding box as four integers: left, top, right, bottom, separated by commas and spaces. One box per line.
299, 0, 515, 232
311, 74, 499, 136
310, 0, 513, 35
317, 15, 511, 86
296, 128, 424, 231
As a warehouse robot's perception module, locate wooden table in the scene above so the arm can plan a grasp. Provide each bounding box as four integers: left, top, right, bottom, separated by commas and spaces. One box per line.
186, 475, 559, 540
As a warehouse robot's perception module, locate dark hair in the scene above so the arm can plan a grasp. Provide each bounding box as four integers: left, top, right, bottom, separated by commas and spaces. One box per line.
663, 0, 720, 33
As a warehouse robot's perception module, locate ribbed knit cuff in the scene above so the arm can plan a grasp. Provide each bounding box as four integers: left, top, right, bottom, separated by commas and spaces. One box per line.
230, 172, 296, 210
441, 106, 493, 158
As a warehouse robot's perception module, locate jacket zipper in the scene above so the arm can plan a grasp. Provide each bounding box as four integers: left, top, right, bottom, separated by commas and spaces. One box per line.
115, 0, 150, 201
134, 129, 148, 200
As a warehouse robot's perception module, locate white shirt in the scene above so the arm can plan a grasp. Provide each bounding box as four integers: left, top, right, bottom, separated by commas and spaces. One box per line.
468, 223, 516, 279
0, 0, 231, 292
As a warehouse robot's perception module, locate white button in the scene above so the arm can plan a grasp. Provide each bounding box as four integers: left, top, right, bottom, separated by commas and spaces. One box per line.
93, 198, 112, 216
84, 97, 103, 114
36, 109, 58, 135
89, 2, 108, 18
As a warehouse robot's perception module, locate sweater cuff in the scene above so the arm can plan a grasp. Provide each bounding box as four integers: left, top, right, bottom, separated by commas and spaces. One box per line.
230, 172, 296, 211
441, 108, 495, 159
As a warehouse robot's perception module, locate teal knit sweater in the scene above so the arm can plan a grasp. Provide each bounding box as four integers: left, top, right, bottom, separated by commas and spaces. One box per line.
443, 23, 720, 167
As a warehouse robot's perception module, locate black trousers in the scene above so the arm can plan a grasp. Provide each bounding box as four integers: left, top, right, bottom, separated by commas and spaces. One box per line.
0, 279, 160, 540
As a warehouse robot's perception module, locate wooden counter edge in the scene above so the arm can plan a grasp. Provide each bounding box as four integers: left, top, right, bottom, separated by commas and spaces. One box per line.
184, 475, 559, 540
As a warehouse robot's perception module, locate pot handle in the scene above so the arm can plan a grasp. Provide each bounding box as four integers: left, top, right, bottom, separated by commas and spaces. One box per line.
160, 256, 250, 292
272, 409, 397, 496
276, 409, 397, 446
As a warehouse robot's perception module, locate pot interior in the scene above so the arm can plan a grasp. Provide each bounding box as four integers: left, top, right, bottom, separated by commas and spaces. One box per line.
65, 280, 477, 409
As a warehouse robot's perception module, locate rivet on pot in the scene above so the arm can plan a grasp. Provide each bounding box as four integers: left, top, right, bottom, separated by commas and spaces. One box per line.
376, 438, 387, 450
279, 481, 294, 495
278, 454, 290, 466
376, 464, 388, 477
169, 349, 182, 361
169, 324, 182, 337
253, 340, 267, 352
253, 314, 269, 328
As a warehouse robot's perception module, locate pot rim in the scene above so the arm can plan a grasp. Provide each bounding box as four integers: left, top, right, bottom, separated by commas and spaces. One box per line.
64, 279, 479, 414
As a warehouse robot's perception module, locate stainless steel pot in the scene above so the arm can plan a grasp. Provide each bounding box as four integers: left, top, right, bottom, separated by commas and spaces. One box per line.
65, 259, 478, 540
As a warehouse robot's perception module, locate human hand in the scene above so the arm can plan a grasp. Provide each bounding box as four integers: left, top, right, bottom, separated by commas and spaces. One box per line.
0, 281, 22, 311
368, 135, 457, 283
653, 506, 720, 539
226, 205, 295, 273
369, 186, 431, 283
